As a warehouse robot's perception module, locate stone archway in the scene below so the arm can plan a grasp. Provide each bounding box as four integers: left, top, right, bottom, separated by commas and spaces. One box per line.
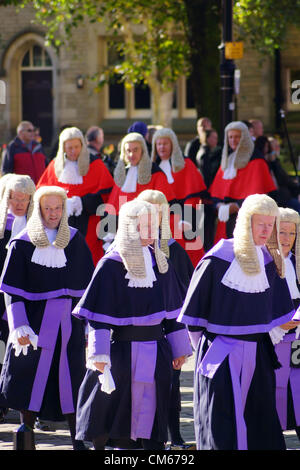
1, 31, 58, 145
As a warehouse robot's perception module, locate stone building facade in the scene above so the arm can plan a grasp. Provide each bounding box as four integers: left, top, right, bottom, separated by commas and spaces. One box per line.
0, 3, 300, 153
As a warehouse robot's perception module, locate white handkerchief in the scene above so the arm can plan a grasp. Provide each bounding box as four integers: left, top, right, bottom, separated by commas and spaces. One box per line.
98, 365, 116, 394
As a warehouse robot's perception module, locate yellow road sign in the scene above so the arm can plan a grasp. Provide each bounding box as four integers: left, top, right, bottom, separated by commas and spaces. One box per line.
225, 42, 244, 60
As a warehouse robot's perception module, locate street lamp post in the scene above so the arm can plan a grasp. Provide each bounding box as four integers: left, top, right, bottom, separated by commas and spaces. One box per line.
219, 0, 235, 140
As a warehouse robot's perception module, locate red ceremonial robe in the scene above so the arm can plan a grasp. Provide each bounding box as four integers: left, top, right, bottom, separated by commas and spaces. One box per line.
37, 156, 114, 265
209, 155, 277, 244
106, 163, 176, 214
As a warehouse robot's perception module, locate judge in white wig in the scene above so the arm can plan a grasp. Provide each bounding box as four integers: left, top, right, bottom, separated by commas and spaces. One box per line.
0, 174, 35, 242
37, 127, 114, 265
73, 199, 192, 450
210, 121, 277, 241
0, 185, 94, 450
150, 128, 207, 268
178, 193, 295, 450
103, 132, 174, 252
273, 207, 300, 438
114, 132, 152, 191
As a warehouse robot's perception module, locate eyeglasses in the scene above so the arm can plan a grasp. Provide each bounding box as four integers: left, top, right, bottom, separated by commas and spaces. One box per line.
9, 197, 30, 204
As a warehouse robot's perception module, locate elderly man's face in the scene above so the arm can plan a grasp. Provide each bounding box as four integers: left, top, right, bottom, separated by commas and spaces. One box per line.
64, 138, 82, 161
124, 141, 143, 166
156, 137, 172, 161
40, 194, 64, 230
228, 129, 241, 151
251, 214, 275, 246
9, 190, 30, 217
18, 123, 35, 144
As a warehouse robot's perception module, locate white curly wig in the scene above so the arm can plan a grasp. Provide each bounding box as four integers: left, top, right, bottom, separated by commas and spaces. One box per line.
0, 174, 36, 239
151, 127, 185, 173
54, 127, 90, 179
27, 186, 70, 249
115, 199, 168, 279
136, 189, 172, 258
221, 121, 254, 172
114, 132, 152, 188
279, 207, 300, 282
233, 193, 284, 277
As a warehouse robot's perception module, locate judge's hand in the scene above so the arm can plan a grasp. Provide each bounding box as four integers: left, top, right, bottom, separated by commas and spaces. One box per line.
280, 321, 300, 331
229, 203, 239, 215
18, 335, 31, 346
94, 362, 107, 373
173, 356, 186, 370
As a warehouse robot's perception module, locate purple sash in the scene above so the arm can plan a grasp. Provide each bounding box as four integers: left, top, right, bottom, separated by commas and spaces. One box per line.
28, 298, 74, 414
199, 335, 257, 450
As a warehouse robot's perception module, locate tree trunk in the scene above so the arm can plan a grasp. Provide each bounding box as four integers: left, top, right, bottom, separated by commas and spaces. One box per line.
183, 0, 222, 133
150, 79, 174, 127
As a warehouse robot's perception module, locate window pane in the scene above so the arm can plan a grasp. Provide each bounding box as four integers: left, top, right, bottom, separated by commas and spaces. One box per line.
44, 50, 52, 66
33, 45, 43, 66
134, 82, 150, 109
109, 76, 125, 109
22, 50, 30, 67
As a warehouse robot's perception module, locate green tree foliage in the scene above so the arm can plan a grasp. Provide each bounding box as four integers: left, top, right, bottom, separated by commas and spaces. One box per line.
12, 0, 191, 125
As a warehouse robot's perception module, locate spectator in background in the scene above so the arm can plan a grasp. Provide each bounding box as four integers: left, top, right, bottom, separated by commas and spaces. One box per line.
255, 135, 300, 214
249, 119, 264, 141
127, 121, 151, 154
146, 125, 163, 156
33, 127, 42, 144
1, 121, 46, 184
184, 117, 212, 165
85, 126, 116, 176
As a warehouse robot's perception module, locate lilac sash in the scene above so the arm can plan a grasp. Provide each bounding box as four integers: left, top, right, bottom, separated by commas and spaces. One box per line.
130, 341, 157, 440
275, 333, 300, 429
28, 298, 74, 414
199, 335, 257, 450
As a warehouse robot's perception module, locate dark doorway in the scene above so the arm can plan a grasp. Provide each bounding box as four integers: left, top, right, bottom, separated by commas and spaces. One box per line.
22, 70, 53, 146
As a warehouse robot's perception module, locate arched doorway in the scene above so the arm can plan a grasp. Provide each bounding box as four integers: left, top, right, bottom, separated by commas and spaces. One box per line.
21, 44, 53, 146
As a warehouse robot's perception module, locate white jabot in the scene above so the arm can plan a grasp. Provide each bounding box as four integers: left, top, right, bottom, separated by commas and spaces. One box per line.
6, 215, 27, 248
121, 165, 138, 193
58, 158, 83, 185
223, 152, 237, 180
159, 159, 174, 183
221, 245, 270, 293
284, 254, 300, 300
31, 227, 67, 268
125, 246, 157, 288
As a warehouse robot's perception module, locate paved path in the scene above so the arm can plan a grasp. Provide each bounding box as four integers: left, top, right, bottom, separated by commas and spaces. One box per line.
0, 354, 299, 450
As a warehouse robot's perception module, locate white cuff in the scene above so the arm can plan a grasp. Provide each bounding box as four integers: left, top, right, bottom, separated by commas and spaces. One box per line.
218, 204, 230, 222
269, 326, 287, 345
71, 196, 83, 216
66, 198, 75, 217
99, 365, 116, 394
86, 354, 115, 394
10, 325, 38, 357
